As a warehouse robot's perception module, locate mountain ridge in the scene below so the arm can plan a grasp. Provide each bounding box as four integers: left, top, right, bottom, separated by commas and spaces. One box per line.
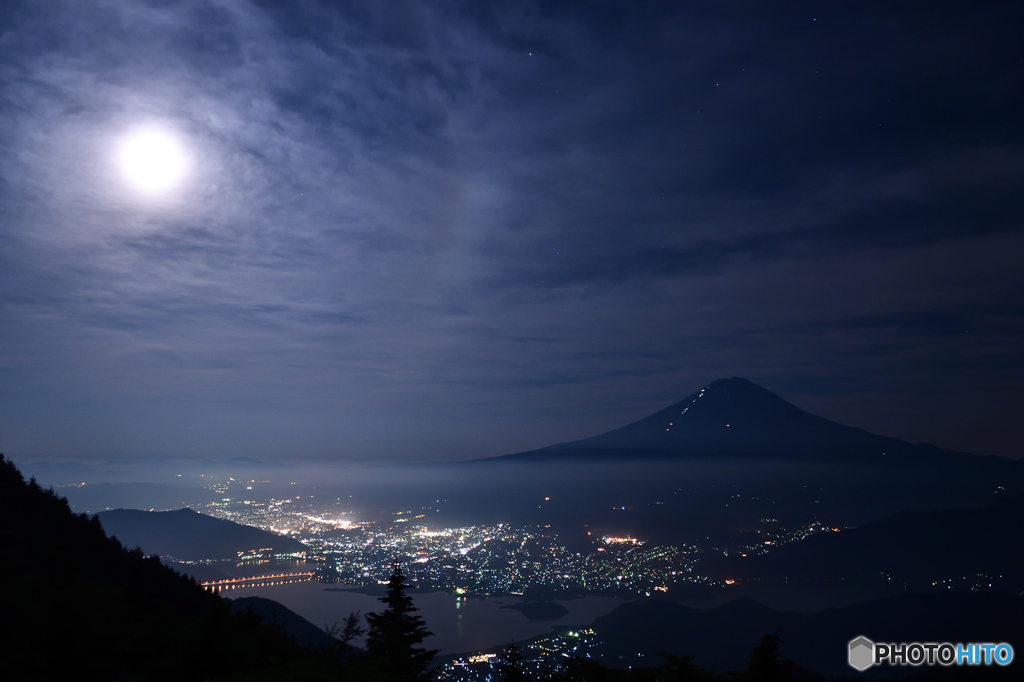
96, 507, 306, 561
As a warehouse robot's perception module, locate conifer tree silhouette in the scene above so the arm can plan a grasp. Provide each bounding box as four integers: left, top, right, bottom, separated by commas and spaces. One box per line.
500, 640, 527, 681
659, 653, 716, 681
364, 561, 439, 680
741, 631, 798, 681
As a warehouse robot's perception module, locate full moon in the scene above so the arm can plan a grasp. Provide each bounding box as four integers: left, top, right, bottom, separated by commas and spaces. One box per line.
117, 128, 188, 195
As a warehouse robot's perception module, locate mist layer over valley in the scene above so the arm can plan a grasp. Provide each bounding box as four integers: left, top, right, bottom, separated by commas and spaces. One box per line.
23, 379, 1022, 553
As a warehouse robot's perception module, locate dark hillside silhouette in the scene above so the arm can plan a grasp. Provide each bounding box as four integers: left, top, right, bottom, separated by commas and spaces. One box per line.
591, 592, 1024, 679
228, 596, 333, 649
0, 454, 324, 680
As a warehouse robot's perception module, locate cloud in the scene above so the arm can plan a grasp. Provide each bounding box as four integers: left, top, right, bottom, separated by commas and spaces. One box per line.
0, 0, 1022, 460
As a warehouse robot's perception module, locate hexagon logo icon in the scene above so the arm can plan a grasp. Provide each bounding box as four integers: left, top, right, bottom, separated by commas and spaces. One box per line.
849, 636, 874, 671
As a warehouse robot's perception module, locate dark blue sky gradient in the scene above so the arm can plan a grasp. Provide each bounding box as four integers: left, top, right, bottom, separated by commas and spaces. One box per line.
1, 1, 1022, 461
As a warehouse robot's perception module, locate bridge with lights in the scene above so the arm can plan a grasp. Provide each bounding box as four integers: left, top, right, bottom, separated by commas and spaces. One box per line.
200, 571, 315, 592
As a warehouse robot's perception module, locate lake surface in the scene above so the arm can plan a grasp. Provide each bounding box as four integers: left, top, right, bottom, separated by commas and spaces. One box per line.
224, 581, 626, 655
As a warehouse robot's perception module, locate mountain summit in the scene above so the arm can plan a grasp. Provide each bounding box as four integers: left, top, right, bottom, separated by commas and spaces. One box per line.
487, 378, 973, 463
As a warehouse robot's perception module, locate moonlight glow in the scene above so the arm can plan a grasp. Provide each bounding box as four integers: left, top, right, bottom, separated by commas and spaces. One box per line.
117, 128, 188, 195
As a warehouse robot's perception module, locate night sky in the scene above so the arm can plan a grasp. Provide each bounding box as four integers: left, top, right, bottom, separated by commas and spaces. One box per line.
1, 1, 1022, 463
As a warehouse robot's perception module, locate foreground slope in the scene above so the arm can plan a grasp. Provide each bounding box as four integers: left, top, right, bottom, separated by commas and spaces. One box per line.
0, 454, 322, 681
594, 592, 1024, 679
228, 597, 333, 649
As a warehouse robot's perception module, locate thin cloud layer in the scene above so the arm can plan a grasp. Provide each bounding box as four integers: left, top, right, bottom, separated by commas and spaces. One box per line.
1, 1, 1022, 461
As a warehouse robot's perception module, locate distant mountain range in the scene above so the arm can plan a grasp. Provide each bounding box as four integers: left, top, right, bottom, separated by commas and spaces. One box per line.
57, 482, 218, 514
15, 456, 295, 486
485, 378, 1008, 464
96, 508, 306, 561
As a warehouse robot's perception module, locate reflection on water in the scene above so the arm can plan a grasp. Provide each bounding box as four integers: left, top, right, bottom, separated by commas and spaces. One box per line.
224, 581, 626, 655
